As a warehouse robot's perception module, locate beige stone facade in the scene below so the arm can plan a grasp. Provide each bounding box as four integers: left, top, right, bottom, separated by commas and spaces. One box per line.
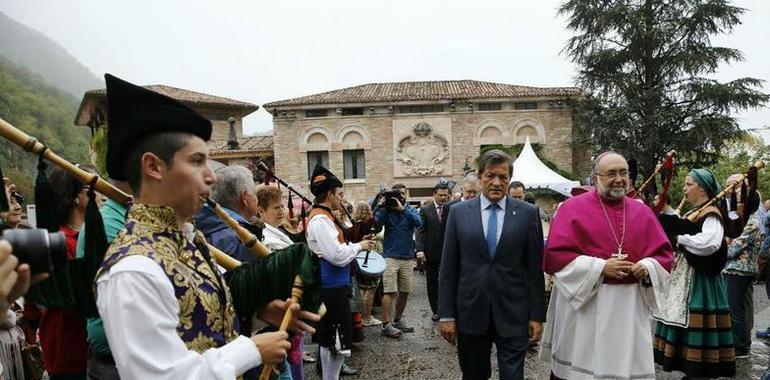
265, 80, 589, 203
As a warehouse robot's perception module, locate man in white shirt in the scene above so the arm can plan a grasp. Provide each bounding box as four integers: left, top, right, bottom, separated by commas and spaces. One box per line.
305, 164, 373, 380
95, 74, 312, 379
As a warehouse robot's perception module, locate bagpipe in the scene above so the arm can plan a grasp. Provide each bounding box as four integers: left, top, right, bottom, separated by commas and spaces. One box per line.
627, 150, 676, 213
658, 160, 765, 276
0, 117, 322, 331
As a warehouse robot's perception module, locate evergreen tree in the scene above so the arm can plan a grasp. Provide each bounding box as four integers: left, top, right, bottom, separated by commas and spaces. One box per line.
560, 0, 768, 176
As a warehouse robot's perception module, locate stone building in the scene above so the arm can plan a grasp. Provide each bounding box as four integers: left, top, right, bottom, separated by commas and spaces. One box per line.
265, 80, 586, 203
74, 83, 271, 172
75, 84, 259, 139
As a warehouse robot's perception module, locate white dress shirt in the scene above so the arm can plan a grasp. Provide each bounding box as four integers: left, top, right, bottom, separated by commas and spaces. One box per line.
96, 255, 261, 380
306, 213, 362, 266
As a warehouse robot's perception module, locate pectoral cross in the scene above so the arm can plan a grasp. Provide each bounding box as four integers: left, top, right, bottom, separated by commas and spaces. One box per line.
612, 245, 627, 260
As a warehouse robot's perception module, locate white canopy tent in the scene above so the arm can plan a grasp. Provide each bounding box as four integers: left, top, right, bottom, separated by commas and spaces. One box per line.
511, 136, 579, 197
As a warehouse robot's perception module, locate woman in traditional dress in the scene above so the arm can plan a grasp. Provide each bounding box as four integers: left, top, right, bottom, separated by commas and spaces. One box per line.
654, 169, 736, 379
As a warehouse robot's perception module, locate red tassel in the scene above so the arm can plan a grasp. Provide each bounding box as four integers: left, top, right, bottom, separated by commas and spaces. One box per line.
654, 153, 675, 213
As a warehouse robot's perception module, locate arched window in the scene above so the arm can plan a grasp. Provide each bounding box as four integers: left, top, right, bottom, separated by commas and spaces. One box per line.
512, 119, 547, 144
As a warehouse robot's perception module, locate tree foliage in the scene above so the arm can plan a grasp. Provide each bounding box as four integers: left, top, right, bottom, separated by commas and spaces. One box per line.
560, 0, 768, 178
0, 56, 90, 200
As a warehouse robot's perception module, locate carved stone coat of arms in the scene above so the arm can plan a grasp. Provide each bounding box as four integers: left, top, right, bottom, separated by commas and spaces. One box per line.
394, 121, 450, 176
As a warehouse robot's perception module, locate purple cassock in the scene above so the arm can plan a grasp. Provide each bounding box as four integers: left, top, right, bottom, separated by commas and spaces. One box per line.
543, 189, 674, 282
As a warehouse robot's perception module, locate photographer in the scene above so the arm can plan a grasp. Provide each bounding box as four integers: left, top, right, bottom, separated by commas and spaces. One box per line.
374, 184, 422, 338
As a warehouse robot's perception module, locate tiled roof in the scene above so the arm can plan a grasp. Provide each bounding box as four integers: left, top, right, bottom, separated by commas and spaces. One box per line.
75, 84, 258, 126
263, 80, 580, 108
207, 135, 273, 156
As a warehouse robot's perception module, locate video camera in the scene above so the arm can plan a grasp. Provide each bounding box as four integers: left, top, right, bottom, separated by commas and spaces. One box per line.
375, 188, 405, 211
1, 168, 67, 275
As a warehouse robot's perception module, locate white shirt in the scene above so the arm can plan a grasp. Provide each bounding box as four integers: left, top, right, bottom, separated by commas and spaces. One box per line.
480, 195, 506, 245
96, 255, 261, 380
306, 213, 362, 266
262, 224, 295, 252
677, 215, 724, 256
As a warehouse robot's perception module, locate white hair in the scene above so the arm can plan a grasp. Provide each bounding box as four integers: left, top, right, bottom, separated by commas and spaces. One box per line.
211, 165, 255, 211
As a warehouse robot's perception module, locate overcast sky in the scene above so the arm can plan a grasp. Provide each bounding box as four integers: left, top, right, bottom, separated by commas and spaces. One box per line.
2, 0, 768, 138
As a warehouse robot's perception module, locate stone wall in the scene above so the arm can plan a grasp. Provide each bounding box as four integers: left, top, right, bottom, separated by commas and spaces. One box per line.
273, 102, 587, 203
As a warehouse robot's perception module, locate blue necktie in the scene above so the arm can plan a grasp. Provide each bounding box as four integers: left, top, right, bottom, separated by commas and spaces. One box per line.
486, 203, 499, 256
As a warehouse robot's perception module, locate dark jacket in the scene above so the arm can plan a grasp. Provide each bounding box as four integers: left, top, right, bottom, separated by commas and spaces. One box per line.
438, 196, 545, 338
416, 202, 444, 262
375, 204, 422, 259
194, 205, 264, 263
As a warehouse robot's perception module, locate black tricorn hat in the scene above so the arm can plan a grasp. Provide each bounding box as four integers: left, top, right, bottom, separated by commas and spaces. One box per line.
104, 74, 212, 180
310, 164, 343, 197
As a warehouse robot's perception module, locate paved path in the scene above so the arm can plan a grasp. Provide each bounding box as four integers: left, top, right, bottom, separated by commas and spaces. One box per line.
303, 273, 770, 379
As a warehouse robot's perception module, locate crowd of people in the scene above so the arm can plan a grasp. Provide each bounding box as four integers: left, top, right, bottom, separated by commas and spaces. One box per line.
1, 72, 770, 380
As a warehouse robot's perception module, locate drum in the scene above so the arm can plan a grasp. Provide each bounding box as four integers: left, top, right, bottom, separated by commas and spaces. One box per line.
355, 250, 385, 290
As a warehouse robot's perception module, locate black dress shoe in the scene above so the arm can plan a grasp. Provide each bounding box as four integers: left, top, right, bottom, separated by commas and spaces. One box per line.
340, 364, 359, 376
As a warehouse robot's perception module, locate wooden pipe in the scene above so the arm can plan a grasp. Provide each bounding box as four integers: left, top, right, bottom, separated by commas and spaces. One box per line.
0, 117, 131, 203
674, 195, 687, 216
201, 197, 270, 259
208, 245, 241, 270
258, 275, 304, 380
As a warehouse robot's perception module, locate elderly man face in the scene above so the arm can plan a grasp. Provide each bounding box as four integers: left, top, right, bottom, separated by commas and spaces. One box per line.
462, 182, 480, 200
593, 153, 629, 201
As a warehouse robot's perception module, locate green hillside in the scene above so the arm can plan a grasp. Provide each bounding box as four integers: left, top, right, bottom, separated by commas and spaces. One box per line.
0, 12, 102, 97
0, 55, 90, 200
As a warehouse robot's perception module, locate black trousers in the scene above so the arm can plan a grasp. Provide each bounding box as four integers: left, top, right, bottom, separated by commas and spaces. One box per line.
457, 320, 527, 380
425, 260, 440, 314
724, 273, 754, 352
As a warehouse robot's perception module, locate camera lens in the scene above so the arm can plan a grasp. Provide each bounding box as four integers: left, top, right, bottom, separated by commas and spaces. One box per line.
1, 229, 68, 275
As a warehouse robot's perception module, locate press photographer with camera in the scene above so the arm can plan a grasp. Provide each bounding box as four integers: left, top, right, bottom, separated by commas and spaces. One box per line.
0, 176, 50, 380
374, 184, 422, 338
0, 177, 52, 318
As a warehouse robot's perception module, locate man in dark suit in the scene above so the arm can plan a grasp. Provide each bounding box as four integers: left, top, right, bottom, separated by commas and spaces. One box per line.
415, 182, 451, 321
438, 149, 545, 380
440, 174, 481, 238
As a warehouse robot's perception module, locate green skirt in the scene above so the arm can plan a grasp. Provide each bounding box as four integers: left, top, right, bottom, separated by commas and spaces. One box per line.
653, 271, 736, 378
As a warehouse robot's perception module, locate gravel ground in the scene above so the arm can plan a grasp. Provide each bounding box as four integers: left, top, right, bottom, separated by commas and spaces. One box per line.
302, 274, 770, 379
